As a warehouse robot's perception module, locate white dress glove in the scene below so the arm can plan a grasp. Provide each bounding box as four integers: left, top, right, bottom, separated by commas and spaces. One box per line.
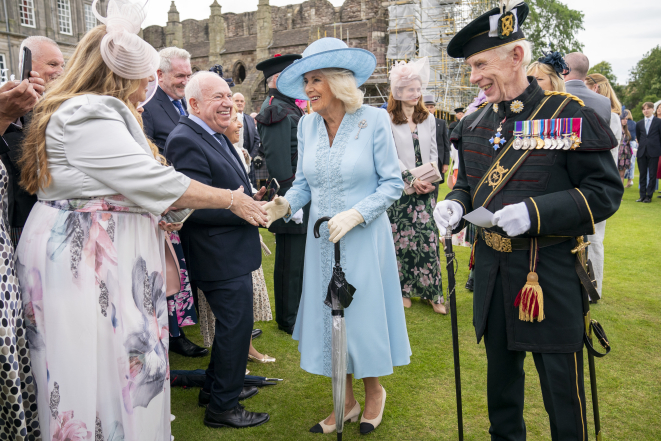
263, 196, 291, 228
433, 200, 463, 236
492, 202, 531, 237
291, 208, 304, 224
328, 209, 364, 243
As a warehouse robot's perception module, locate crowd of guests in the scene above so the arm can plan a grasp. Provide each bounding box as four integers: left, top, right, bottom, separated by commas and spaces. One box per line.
0, 0, 652, 439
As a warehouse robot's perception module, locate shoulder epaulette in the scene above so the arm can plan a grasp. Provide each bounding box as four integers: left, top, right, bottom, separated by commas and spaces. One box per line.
544, 90, 585, 107
477, 101, 488, 109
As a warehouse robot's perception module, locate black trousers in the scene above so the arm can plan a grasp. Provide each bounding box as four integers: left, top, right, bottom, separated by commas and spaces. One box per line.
637, 152, 659, 198
273, 233, 306, 332
200, 273, 253, 412
484, 274, 588, 441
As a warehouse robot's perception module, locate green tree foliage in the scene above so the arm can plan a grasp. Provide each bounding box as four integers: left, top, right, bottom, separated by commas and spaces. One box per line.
621, 46, 661, 120
526, 0, 584, 59
588, 61, 618, 84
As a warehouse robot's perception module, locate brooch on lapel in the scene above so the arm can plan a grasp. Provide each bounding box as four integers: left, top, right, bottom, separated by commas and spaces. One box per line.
355, 120, 368, 139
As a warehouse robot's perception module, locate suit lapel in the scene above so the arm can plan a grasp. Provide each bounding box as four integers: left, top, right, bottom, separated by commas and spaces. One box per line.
156, 87, 182, 126
201, 130, 251, 188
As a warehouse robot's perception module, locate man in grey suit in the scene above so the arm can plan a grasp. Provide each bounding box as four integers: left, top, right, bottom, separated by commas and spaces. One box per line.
564, 52, 615, 302
564, 52, 611, 123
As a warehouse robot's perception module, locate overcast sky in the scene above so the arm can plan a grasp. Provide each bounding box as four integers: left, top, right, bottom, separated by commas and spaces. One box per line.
143, 0, 661, 84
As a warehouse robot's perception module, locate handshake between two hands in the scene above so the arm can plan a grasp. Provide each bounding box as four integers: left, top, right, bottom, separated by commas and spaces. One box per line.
433, 201, 531, 237
263, 197, 364, 243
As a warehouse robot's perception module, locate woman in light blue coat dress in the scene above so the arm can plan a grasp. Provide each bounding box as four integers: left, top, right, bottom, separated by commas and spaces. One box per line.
265, 38, 411, 436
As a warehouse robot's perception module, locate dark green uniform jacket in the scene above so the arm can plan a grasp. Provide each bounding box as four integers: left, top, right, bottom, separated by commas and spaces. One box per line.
446, 79, 623, 353
256, 88, 309, 234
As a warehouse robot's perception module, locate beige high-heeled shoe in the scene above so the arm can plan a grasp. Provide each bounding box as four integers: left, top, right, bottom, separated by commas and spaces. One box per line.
360, 386, 386, 435
309, 401, 361, 434
248, 353, 276, 363
427, 299, 447, 315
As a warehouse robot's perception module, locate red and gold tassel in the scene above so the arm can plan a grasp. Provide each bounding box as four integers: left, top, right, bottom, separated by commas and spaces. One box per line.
514, 239, 544, 322
468, 238, 477, 270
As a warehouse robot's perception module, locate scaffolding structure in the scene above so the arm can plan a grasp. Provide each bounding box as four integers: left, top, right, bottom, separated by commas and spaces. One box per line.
386, 0, 497, 115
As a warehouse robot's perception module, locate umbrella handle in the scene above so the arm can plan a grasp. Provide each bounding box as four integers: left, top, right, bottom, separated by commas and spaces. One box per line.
313, 217, 332, 238
314, 216, 341, 264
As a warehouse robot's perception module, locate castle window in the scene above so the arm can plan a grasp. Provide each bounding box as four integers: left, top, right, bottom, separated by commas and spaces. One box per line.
18, 0, 36, 28
234, 63, 246, 85
0, 54, 8, 82
57, 0, 73, 35
84, 4, 98, 31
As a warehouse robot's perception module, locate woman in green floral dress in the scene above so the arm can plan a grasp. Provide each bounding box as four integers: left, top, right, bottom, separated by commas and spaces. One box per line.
386, 57, 445, 314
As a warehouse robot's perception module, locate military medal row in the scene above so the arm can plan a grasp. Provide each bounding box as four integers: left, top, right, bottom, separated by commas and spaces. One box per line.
512, 118, 582, 151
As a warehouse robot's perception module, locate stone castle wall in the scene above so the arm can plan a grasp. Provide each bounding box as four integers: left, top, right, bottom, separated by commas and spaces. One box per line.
142, 0, 389, 112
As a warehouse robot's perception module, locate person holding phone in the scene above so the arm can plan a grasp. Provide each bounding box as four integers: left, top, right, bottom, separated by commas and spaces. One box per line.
1, 37, 61, 247
0, 70, 44, 441
256, 54, 309, 335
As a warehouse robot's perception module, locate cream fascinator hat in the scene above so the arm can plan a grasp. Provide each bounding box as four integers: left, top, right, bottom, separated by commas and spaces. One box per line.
91, 0, 160, 80
389, 57, 430, 101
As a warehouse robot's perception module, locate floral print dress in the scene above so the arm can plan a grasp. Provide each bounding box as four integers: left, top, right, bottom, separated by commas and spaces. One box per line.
387, 128, 444, 304
617, 134, 632, 171
17, 196, 171, 441
166, 231, 197, 338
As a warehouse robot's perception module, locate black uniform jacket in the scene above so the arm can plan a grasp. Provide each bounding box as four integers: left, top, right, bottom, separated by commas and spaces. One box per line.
256, 88, 309, 234
434, 117, 451, 167
446, 79, 623, 353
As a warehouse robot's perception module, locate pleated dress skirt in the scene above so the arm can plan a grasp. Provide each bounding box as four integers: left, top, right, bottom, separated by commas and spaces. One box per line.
17, 196, 171, 441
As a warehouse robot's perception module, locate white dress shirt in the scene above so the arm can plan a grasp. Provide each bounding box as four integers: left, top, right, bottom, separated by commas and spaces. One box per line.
645, 116, 653, 134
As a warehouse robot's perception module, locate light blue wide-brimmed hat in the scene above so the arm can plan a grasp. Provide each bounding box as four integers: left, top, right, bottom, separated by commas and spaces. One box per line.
276, 37, 377, 100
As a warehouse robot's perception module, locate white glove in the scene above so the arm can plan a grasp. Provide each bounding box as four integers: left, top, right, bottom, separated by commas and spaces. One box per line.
291, 209, 304, 224
492, 202, 531, 237
433, 200, 463, 236
328, 209, 364, 243
263, 196, 291, 228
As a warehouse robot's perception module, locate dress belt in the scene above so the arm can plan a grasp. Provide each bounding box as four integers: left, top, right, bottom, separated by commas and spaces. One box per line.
478, 228, 570, 253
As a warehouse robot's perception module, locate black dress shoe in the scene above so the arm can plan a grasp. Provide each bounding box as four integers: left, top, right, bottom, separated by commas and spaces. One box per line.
169, 335, 209, 358
636, 197, 645, 202
251, 329, 262, 339
465, 277, 474, 292
199, 387, 259, 408
643, 197, 652, 203
204, 404, 270, 429
657, 195, 661, 198
278, 325, 294, 335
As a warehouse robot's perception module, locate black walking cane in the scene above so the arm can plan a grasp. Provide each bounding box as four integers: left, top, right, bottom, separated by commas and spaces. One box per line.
572, 236, 611, 441
443, 231, 464, 440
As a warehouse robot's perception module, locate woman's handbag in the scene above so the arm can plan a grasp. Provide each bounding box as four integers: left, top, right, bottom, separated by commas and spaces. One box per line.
404, 162, 443, 195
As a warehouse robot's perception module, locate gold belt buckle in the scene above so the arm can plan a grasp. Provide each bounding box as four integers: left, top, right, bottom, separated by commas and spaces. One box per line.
484, 229, 512, 253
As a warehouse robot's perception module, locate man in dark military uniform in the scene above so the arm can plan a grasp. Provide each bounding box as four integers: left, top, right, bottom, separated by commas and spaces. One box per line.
434, 3, 623, 440
448, 106, 465, 136
255, 54, 309, 334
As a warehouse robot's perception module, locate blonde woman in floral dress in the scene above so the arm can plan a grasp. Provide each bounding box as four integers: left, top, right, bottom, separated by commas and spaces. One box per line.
15, 10, 267, 440
386, 58, 445, 314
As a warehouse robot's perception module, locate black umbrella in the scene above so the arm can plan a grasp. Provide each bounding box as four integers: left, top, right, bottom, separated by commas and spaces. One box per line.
314, 216, 356, 441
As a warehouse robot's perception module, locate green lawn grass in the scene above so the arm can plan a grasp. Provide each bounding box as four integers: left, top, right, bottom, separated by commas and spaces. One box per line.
170, 181, 661, 440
